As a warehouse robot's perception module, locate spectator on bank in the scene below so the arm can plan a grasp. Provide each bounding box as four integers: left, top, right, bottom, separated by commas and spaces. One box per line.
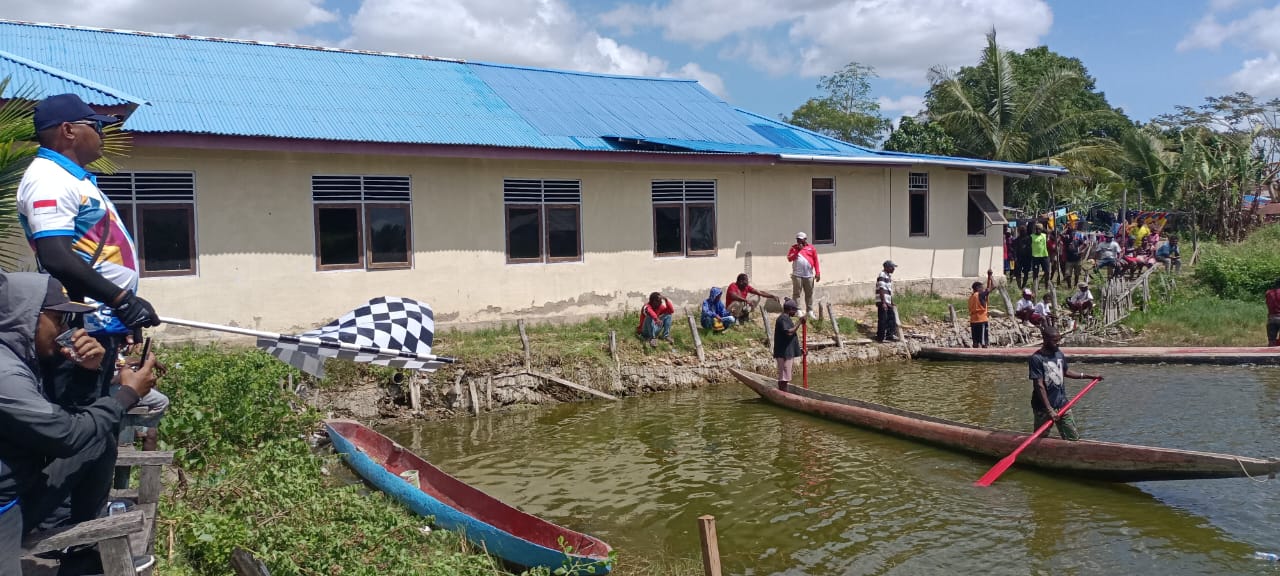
1064, 225, 1087, 288
1267, 278, 1280, 347
875, 261, 899, 342
968, 270, 995, 348
773, 298, 807, 392
1003, 227, 1013, 274
1014, 225, 1033, 289
1067, 282, 1095, 317
1035, 293, 1055, 326
725, 274, 778, 322
1156, 236, 1182, 273
1015, 288, 1040, 326
1096, 235, 1121, 280
637, 292, 675, 347
700, 287, 736, 332
1030, 223, 1049, 290
786, 232, 821, 320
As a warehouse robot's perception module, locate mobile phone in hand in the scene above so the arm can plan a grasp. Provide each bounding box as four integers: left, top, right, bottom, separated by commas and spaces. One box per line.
56, 329, 82, 362
133, 337, 152, 371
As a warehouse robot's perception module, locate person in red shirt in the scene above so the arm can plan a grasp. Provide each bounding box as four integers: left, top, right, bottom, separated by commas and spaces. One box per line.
637, 292, 675, 347
725, 273, 778, 322
786, 232, 821, 320
1266, 278, 1280, 346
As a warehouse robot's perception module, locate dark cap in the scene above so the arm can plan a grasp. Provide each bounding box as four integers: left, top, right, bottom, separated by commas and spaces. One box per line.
43, 278, 96, 313
34, 94, 120, 132
783, 298, 799, 310
883, 260, 896, 268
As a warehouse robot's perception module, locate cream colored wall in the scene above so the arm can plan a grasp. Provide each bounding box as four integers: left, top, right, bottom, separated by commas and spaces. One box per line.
122, 148, 1003, 333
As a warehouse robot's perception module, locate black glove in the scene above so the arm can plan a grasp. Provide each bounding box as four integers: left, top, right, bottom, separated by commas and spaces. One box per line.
113, 291, 161, 329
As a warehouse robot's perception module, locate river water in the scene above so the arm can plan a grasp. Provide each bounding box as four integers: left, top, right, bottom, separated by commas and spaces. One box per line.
381, 362, 1280, 575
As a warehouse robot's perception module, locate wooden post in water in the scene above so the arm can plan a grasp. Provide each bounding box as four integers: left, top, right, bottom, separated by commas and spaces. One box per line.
687, 315, 705, 364
467, 379, 480, 416
518, 319, 531, 372
698, 515, 723, 576
409, 373, 422, 412
608, 330, 619, 368
761, 308, 772, 349
485, 375, 494, 410
826, 302, 843, 349
452, 371, 465, 411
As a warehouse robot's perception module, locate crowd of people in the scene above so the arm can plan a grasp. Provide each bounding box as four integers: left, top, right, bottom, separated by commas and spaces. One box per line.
2, 94, 165, 575
1003, 216, 1182, 291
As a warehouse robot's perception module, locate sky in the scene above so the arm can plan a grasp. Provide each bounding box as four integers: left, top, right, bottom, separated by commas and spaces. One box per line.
2, 0, 1278, 124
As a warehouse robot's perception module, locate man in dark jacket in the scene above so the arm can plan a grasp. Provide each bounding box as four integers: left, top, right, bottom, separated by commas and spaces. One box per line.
0, 273, 157, 574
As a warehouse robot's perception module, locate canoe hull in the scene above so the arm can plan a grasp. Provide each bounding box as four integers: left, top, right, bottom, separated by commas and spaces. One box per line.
325, 420, 611, 572
731, 368, 1279, 482
917, 346, 1280, 365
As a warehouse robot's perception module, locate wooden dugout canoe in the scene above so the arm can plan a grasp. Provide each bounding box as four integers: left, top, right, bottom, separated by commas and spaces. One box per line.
325, 420, 612, 572
916, 346, 1280, 365
730, 368, 1280, 482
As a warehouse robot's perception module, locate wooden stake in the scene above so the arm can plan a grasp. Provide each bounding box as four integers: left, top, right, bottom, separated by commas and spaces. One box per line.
528, 369, 619, 401
409, 373, 421, 411
467, 378, 480, 416
698, 515, 723, 576
518, 319, 531, 372
687, 315, 705, 364
608, 330, 618, 368
486, 375, 493, 410
825, 302, 843, 349
761, 308, 772, 349
452, 371, 465, 410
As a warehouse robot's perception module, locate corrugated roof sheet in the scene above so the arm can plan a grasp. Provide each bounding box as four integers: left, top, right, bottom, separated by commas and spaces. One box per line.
0, 19, 1065, 175
0, 48, 144, 106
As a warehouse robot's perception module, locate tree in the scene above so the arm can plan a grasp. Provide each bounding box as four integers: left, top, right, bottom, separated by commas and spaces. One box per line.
784, 62, 890, 148
882, 116, 956, 156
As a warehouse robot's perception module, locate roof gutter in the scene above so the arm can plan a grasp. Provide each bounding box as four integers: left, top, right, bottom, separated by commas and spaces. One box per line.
776, 153, 1066, 178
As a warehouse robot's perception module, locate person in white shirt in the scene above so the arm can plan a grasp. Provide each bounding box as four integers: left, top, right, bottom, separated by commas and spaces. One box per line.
1034, 293, 1055, 326
1095, 235, 1122, 280
875, 260, 898, 342
1067, 282, 1094, 316
1015, 288, 1039, 325
786, 232, 820, 320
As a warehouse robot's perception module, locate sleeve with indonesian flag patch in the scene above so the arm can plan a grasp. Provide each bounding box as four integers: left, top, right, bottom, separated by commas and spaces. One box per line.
17, 181, 79, 239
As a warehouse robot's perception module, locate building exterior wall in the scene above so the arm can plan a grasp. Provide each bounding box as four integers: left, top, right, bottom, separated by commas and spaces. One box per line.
115, 147, 1002, 334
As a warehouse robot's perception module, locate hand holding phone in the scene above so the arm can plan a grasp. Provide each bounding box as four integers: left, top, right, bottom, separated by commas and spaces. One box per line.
133, 337, 152, 371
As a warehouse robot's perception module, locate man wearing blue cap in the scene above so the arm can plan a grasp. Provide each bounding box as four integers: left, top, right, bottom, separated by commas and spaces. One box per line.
17, 94, 162, 400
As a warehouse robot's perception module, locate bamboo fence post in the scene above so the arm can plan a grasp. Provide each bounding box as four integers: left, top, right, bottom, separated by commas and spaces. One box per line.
698, 515, 723, 576
518, 319, 531, 372
687, 315, 705, 364
467, 379, 480, 416
761, 308, 772, 349
826, 302, 843, 349
409, 373, 422, 411
608, 330, 619, 368
485, 375, 493, 410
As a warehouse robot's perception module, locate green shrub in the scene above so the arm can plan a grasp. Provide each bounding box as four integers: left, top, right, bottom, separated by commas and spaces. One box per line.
1193, 224, 1280, 300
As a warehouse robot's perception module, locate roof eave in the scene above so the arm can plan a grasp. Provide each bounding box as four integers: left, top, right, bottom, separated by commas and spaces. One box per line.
775, 153, 1067, 178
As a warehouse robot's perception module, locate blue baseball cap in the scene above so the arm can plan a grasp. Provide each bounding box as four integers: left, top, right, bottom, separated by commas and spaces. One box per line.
33, 94, 119, 132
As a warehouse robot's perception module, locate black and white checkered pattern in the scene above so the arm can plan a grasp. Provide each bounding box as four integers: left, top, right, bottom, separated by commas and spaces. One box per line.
258, 297, 442, 378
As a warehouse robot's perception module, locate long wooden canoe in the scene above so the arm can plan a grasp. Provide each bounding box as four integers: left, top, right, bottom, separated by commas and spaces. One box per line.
916, 346, 1280, 365
325, 420, 612, 572
731, 368, 1280, 482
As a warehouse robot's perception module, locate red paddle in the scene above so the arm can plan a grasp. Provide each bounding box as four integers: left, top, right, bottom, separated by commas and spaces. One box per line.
974, 377, 1101, 487
801, 317, 808, 389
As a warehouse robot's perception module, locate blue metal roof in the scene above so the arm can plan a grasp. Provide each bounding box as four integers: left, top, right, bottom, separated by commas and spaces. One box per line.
0, 48, 144, 106
0, 20, 1065, 175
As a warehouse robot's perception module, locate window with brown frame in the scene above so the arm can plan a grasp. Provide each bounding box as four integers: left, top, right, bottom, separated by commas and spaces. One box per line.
812, 177, 835, 244
652, 180, 717, 257
98, 172, 197, 277
908, 172, 929, 237
967, 173, 1007, 235
312, 175, 412, 271
503, 179, 582, 264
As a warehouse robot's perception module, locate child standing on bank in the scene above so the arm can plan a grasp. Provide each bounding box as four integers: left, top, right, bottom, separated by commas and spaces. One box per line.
774, 298, 807, 391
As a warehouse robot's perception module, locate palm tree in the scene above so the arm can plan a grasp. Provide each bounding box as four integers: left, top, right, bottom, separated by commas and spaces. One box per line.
0, 76, 132, 270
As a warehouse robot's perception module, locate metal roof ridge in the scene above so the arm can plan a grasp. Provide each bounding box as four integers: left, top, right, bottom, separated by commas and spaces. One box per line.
0, 19, 466, 64
732, 107, 879, 153
465, 60, 701, 83
0, 47, 148, 105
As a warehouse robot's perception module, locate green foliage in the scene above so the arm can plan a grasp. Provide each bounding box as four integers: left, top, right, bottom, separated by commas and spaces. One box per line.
892, 291, 970, 324
1192, 225, 1280, 300
1124, 281, 1266, 347
783, 62, 890, 147
883, 116, 956, 156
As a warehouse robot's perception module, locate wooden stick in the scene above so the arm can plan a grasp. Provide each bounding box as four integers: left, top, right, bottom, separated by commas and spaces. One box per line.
761, 308, 772, 349
608, 330, 618, 368
409, 373, 422, 411
467, 378, 480, 416
486, 375, 493, 410
452, 371, 465, 410
98, 536, 137, 576
528, 369, 619, 401
826, 302, 843, 349
518, 319, 531, 372
687, 315, 705, 364
698, 515, 723, 576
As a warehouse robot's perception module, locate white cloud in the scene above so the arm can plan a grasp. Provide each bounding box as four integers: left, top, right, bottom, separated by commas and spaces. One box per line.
0, 0, 336, 42
1178, 2, 1280, 97
878, 95, 926, 118
601, 0, 1053, 82
344, 0, 727, 96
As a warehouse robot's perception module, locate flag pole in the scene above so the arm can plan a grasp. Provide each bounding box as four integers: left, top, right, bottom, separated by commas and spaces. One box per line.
158, 316, 457, 364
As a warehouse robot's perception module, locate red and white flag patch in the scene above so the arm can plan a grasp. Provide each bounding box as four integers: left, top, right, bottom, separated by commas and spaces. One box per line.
32, 199, 58, 215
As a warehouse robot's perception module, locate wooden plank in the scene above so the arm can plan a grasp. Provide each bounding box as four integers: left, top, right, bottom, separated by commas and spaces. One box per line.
116, 448, 174, 466
231, 548, 272, 576
608, 330, 618, 367
99, 535, 137, 576
528, 370, 619, 401
826, 302, 843, 349
467, 379, 480, 416
451, 371, 465, 411
687, 315, 705, 364
23, 510, 144, 554
128, 502, 157, 556
409, 373, 422, 411
698, 515, 723, 576
138, 464, 162, 504
486, 375, 493, 410
891, 306, 904, 340
518, 319, 531, 371
108, 488, 139, 501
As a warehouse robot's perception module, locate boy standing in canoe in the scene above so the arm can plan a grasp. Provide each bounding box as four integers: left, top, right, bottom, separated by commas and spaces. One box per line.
773, 298, 806, 391
1029, 325, 1103, 441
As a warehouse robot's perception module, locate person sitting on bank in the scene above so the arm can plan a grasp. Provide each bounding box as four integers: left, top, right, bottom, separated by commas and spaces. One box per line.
1067, 282, 1094, 317
1156, 235, 1181, 273
773, 298, 806, 392
725, 273, 778, 322
700, 287, 736, 333
968, 270, 994, 349
1029, 324, 1103, 442
1095, 235, 1121, 279
1034, 293, 1055, 327
0, 274, 160, 575
1015, 288, 1040, 325
1266, 278, 1280, 347
637, 292, 675, 347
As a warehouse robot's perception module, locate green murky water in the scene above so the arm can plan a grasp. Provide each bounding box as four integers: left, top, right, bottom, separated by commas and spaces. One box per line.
380, 362, 1280, 575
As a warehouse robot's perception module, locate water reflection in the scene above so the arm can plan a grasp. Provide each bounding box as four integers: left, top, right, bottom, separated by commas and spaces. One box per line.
382, 363, 1279, 575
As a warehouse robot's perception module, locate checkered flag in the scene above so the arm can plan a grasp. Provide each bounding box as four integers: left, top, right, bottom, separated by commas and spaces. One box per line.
254, 297, 445, 378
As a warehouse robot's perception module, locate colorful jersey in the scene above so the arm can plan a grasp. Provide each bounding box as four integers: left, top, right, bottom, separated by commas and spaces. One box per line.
17, 148, 138, 335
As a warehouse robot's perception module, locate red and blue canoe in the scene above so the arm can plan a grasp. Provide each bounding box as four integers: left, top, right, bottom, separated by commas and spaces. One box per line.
325, 420, 612, 573
915, 346, 1280, 365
